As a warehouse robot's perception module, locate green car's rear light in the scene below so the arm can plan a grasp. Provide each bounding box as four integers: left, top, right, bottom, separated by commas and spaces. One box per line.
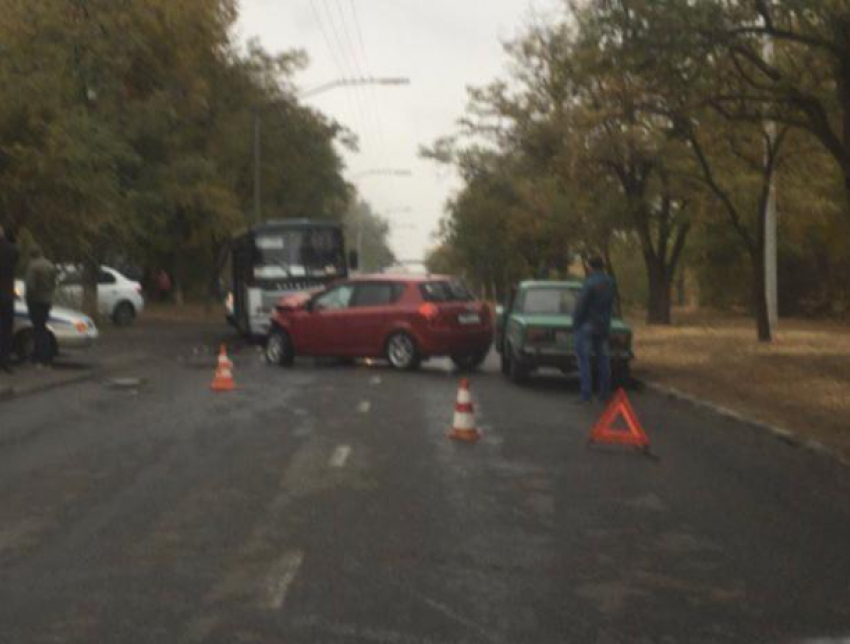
526, 327, 553, 343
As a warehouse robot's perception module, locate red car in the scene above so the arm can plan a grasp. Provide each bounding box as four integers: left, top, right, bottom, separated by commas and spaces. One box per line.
264, 274, 493, 371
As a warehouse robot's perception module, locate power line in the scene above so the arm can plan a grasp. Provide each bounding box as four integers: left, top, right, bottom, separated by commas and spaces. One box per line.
307, 0, 358, 126
318, 0, 372, 131
325, 0, 391, 164
343, 0, 389, 164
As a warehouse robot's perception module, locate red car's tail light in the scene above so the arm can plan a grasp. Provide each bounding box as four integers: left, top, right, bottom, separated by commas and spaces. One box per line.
418, 302, 439, 321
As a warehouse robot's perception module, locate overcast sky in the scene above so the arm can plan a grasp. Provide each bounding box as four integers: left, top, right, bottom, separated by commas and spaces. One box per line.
235, 0, 560, 263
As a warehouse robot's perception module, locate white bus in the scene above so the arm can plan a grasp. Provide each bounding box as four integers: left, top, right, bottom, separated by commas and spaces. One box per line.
226, 219, 356, 337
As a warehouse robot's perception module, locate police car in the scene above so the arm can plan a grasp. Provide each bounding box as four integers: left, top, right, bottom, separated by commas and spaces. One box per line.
12, 280, 99, 362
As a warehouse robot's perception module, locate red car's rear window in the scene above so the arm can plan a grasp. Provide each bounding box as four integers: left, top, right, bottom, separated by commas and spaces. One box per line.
418, 280, 474, 303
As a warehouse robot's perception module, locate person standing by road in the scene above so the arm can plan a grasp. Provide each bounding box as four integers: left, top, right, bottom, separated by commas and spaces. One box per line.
573, 255, 615, 404
24, 245, 57, 367
0, 225, 19, 373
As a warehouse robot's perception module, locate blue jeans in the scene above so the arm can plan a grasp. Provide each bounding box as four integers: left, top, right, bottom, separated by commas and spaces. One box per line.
575, 324, 610, 401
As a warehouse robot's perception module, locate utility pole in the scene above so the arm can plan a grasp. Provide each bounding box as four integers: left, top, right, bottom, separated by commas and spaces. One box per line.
253, 110, 261, 224
764, 37, 778, 334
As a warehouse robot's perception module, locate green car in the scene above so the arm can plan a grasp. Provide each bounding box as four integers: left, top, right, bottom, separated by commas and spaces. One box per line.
495, 280, 633, 385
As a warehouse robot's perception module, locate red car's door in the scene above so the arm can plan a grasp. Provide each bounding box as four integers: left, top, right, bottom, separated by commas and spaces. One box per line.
346, 282, 407, 356
294, 283, 355, 355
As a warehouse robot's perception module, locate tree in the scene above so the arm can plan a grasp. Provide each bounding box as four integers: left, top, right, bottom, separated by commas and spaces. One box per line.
611, 0, 850, 219
343, 196, 395, 272
0, 0, 352, 306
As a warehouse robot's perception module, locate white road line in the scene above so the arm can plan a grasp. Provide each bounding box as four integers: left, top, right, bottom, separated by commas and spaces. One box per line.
357, 400, 371, 413
266, 550, 304, 609
329, 445, 352, 468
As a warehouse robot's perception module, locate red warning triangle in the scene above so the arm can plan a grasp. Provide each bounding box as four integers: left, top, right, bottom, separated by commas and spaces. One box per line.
588, 389, 650, 449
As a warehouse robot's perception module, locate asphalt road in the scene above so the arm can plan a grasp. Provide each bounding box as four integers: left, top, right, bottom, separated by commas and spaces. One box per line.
1, 321, 849, 643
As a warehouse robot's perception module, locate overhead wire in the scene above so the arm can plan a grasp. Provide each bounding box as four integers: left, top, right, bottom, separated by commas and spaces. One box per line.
317, 0, 372, 137
307, 0, 358, 128
342, 0, 390, 166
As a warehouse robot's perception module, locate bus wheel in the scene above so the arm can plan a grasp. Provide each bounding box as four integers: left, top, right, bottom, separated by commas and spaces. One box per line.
265, 328, 294, 367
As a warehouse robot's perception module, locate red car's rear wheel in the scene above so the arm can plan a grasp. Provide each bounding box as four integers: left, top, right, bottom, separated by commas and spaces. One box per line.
385, 332, 420, 371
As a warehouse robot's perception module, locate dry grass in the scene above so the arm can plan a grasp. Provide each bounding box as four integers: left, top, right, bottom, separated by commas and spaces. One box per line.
628, 309, 850, 459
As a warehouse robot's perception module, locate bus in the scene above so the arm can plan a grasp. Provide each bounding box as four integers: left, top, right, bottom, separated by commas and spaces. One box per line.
226, 219, 356, 337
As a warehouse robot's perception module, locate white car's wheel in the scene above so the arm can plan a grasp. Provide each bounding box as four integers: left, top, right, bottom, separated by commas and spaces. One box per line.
112, 301, 136, 326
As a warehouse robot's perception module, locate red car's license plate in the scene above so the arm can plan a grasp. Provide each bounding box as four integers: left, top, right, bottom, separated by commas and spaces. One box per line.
457, 312, 480, 325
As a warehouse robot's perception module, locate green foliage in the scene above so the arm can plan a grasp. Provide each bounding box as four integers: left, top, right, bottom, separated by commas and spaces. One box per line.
0, 0, 355, 299
426, 0, 850, 330
343, 197, 396, 272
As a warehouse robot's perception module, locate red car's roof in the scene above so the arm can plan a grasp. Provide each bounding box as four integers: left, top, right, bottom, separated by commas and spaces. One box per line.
346, 273, 455, 283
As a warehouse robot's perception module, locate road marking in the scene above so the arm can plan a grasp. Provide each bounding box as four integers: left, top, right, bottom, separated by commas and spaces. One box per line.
329, 445, 352, 468
266, 549, 304, 609
407, 588, 503, 643
370, 376, 382, 385
357, 400, 371, 413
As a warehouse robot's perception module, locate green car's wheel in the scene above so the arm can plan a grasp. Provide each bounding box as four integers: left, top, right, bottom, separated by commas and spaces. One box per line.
508, 344, 528, 384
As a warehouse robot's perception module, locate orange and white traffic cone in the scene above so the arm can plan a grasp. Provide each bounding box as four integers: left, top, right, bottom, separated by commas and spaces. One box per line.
210, 344, 236, 392
448, 378, 481, 442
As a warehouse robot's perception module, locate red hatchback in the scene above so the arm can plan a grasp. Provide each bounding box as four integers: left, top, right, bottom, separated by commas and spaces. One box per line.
264, 274, 493, 370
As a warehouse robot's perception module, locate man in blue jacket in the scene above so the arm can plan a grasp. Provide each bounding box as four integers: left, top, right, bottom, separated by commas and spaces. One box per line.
572, 255, 615, 403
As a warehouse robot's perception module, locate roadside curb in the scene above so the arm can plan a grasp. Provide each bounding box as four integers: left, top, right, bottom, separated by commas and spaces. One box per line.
0, 368, 97, 401
641, 379, 850, 468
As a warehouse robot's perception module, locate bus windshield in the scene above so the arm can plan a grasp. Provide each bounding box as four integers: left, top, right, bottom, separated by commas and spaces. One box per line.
253, 228, 345, 280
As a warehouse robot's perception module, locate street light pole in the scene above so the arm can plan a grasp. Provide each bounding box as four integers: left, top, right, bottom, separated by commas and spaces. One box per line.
764, 37, 778, 335
253, 110, 261, 223
301, 77, 410, 99
351, 169, 412, 179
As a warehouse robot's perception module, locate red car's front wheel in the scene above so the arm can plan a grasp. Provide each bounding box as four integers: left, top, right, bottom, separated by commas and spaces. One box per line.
265, 328, 294, 367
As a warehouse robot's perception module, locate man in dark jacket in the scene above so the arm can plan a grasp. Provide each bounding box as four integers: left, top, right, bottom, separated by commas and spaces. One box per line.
0, 225, 19, 373
24, 245, 57, 367
572, 255, 615, 403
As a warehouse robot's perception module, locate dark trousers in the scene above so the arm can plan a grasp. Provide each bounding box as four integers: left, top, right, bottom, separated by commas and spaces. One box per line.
27, 301, 52, 365
0, 294, 13, 366
575, 324, 611, 402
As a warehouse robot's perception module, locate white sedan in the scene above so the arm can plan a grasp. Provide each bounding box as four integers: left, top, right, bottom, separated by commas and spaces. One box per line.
55, 265, 145, 326
11, 285, 99, 362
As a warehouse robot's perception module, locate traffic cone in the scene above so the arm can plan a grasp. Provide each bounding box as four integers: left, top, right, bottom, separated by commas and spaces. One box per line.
210, 344, 236, 392
448, 378, 481, 442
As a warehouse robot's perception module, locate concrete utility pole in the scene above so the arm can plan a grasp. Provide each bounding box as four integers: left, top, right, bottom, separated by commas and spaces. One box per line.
764, 37, 778, 333
253, 111, 261, 223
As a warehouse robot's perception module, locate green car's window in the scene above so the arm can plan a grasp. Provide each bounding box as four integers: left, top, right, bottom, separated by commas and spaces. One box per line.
518, 288, 577, 315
